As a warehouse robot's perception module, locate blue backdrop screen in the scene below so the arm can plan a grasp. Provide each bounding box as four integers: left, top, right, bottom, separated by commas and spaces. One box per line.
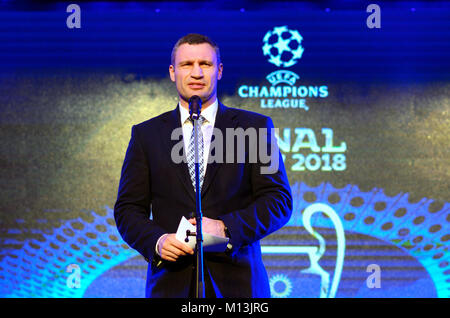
0, 1, 449, 298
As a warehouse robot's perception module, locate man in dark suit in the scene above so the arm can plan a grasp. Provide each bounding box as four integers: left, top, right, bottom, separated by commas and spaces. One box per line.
114, 33, 292, 297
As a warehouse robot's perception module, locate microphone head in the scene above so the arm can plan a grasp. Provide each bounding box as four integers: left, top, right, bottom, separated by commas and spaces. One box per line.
188, 95, 202, 120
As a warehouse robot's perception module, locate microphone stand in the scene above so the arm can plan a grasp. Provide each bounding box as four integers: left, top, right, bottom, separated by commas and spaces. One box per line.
193, 117, 205, 299
189, 96, 205, 298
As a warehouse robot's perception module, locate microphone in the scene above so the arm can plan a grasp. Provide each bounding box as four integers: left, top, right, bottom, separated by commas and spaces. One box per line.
189, 95, 202, 120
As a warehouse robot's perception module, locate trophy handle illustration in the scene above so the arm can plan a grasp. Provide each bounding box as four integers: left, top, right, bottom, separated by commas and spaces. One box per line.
301, 203, 346, 298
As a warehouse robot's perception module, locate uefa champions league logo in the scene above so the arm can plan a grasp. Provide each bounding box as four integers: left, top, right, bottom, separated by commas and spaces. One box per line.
262, 26, 304, 68
238, 25, 328, 111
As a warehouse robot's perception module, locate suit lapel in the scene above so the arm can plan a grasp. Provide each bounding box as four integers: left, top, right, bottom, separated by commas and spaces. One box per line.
161, 105, 196, 202
201, 102, 238, 197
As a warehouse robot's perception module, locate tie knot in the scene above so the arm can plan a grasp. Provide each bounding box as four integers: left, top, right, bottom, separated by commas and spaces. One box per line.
187, 115, 206, 125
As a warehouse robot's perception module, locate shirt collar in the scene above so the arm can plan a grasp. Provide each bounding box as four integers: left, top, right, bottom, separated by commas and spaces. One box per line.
179, 99, 218, 125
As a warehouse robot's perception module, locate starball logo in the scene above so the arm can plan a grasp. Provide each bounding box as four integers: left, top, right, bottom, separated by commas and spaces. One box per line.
262, 26, 304, 68
238, 26, 329, 111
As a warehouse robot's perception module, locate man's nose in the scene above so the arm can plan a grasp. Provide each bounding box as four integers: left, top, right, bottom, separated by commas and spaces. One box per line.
190, 63, 204, 78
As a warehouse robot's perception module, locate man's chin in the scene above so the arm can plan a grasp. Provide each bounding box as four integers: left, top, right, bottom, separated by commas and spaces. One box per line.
183, 92, 209, 103
187, 89, 207, 97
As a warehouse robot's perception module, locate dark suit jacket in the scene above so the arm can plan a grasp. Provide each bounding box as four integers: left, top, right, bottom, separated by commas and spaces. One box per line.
114, 102, 292, 298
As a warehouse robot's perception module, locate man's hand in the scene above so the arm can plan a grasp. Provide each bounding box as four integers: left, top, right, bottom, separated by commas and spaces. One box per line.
189, 217, 226, 238
157, 233, 194, 262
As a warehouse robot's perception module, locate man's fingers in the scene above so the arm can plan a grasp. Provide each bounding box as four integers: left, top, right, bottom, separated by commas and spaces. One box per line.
165, 234, 194, 255
160, 234, 194, 262
160, 245, 183, 262
170, 237, 194, 255
161, 254, 177, 262
163, 242, 183, 256
160, 250, 178, 262
187, 217, 226, 237
161, 247, 183, 262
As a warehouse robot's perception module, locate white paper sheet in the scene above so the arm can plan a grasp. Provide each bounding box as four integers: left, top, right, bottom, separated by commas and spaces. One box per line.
175, 216, 229, 253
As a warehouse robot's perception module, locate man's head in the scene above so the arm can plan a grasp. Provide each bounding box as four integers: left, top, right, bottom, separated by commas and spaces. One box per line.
169, 33, 223, 109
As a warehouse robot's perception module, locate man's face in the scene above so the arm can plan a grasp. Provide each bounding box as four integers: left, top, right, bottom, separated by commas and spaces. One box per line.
169, 43, 223, 108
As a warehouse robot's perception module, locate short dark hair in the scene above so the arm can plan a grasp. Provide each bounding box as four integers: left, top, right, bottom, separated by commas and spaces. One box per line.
171, 33, 221, 65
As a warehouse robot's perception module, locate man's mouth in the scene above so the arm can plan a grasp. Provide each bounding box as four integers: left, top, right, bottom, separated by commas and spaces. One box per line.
188, 83, 206, 89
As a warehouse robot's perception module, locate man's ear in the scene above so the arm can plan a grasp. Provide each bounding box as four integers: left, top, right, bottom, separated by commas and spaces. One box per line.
217, 63, 223, 80
169, 65, 175, 82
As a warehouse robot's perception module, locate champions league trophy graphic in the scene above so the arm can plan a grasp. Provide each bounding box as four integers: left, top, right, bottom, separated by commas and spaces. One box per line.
267, 202, 346, 298
300, 203, 346, 298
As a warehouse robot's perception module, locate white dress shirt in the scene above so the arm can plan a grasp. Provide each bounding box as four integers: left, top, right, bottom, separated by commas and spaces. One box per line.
179, 99, 218, 179
155, 99, 218, 255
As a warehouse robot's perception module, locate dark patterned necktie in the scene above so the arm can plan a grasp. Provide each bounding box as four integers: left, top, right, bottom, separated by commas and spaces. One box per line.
187, 115, 206, 192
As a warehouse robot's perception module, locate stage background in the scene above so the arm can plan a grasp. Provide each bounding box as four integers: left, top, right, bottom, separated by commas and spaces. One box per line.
0, 0, 449, 298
